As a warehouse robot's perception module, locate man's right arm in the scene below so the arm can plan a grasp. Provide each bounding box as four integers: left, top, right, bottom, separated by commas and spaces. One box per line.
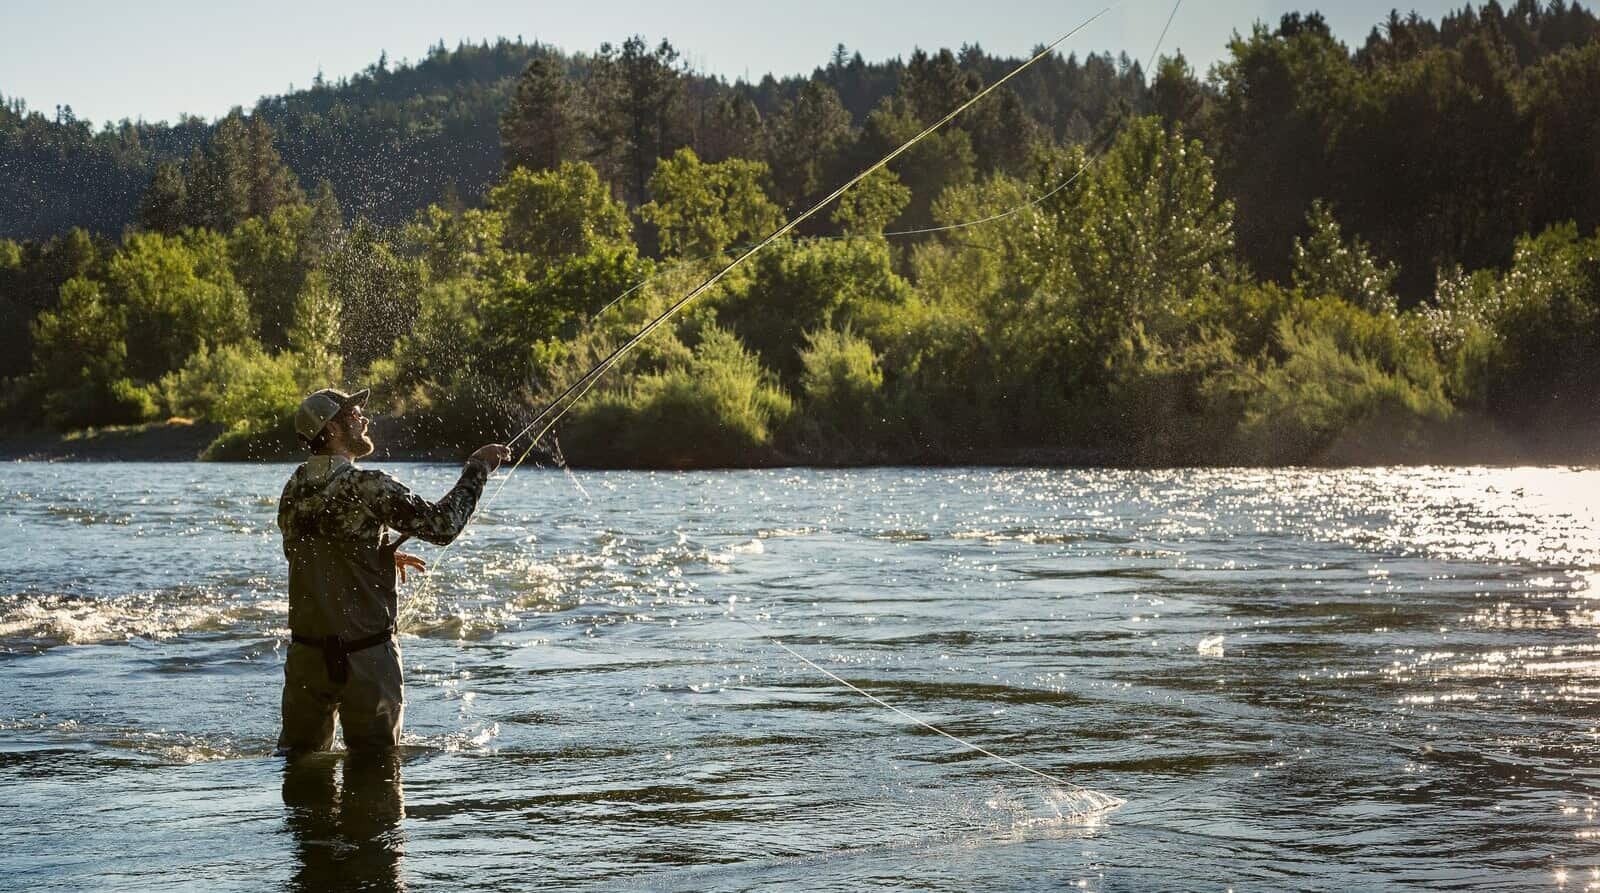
361, 445, 511, 546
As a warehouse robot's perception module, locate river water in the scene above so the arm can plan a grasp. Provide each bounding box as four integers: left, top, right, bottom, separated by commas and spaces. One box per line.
1, 463, 1597, 891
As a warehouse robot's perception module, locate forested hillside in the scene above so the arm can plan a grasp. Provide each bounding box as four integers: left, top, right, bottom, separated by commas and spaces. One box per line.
3, 1, 1598, 466
0, 37, 1145, 240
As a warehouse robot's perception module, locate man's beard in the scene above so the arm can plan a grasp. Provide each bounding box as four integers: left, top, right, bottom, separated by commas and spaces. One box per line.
352, 433, 376, 458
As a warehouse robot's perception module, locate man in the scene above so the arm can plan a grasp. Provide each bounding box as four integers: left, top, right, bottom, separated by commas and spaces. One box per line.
276, 387, 511, 755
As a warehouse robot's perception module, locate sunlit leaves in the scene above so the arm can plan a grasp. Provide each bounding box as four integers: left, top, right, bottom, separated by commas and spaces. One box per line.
640, 148, 784, 257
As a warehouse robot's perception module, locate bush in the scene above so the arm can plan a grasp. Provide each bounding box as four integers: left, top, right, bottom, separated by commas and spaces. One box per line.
161, 341, 302, 432
562, 326, 792, 467
796, 326, 888, 450
713, 237, 912, 384
43, 377, 159, 430
1236, 297, 1451, 463
1105, 325, 1253, 465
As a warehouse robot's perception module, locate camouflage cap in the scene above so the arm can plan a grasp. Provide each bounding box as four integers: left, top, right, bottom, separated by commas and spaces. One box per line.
294, 388, 369, 443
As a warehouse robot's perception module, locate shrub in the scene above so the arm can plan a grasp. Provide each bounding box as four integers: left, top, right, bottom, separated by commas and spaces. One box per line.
796, 326, 887, 449
43, 377, 159, 430
161, 341, 302, 432
562, 327, 792, 467
1236, 297, 1451, 462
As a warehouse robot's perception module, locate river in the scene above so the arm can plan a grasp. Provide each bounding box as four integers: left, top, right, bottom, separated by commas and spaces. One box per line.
1, 463, 1597, 890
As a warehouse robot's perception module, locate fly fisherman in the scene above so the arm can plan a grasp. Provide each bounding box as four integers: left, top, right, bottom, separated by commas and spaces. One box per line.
276, 387, 511, 755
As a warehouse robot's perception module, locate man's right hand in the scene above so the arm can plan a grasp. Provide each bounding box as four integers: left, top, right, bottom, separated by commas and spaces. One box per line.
470, 443, 513, 473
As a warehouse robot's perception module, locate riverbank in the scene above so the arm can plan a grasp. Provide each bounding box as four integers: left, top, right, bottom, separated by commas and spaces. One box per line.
0, 419, 226, 461
0, 417, 484, 463
3, 413, 1594, 467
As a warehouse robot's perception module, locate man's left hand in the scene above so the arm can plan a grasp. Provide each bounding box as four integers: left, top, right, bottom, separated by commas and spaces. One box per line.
395, 551, 426, 584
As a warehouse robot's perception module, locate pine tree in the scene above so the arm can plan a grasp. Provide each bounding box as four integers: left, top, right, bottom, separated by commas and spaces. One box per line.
185, 112, 252, 231
245, 115, 304, 219
501, 55, 578, 172
766, 80, 853, 210
138, 162, 188, 235
587, 36, 686, 204
697, 95, 763, 163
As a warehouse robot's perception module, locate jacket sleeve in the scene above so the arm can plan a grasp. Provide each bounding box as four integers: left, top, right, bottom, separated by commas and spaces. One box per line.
356, 461, 490, 546
276, 473, 299, 554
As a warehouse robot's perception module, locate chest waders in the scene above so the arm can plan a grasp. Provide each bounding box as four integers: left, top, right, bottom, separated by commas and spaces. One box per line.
283, 464, 404, 639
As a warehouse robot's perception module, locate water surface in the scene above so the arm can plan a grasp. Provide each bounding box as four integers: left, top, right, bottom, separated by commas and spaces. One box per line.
2, 464, 1597, 890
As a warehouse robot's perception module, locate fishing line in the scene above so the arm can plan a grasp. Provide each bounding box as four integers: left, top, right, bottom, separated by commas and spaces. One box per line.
725, 612, 1094, 792
408, 0, 1178, 797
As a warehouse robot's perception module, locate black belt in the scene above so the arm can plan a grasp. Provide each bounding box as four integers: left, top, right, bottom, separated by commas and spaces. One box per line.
290, 626, 395, 684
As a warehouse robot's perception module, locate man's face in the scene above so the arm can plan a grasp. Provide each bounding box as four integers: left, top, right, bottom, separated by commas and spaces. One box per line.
329, 403, 375, 458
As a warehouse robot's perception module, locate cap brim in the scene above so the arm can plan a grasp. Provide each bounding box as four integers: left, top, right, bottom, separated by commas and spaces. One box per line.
341, 388, 370, 408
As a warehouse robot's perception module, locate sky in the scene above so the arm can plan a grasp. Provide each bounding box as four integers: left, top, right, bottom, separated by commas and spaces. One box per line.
3, 0, 1475, 127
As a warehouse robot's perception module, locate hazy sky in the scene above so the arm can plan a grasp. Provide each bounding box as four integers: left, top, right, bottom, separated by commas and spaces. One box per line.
5, 0, 1471, 126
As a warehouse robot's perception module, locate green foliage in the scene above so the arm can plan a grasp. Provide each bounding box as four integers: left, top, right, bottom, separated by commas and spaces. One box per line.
1056, 117, 1235, 347
1206, 15, 1356, 284
1423, 224, 1600, 431
229, 202, 318, 348
1291, 201, 1397, 314
1519, 41, 1600, 233
286, 270, 344, 390
0, 229, 104, 383
28, 277, 146, 428
1151, 53, 1207, 133
106, 230, 255, 382
175, 112, 305, 233
324, 219, 424, 374
587, 36, 688, 204
501, 55, 578, 173
383, 277, 487, 394
639, 148, 783, 257
766, 80, 854, 210
1237, 297, 1451, 462
8, 13, 1600, 462
1104, 326, 1252, 465
488, 162, 631, 258
405, 205, 503, 281
831, 168, 910, 237
563, 326, 793, 467
138, 162, 188, 236
797, 326, 887, 448
714, 237, 912, 384
478, 242, 650, 385
160, 341, 302, 431
866, 98, 977, 229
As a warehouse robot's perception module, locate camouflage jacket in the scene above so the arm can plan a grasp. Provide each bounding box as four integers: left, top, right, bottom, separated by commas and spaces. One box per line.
277, 456, 489, 547
277, 456, 489, 639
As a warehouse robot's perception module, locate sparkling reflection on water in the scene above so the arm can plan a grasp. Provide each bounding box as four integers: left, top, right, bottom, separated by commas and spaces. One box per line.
1, 464, 1598, 891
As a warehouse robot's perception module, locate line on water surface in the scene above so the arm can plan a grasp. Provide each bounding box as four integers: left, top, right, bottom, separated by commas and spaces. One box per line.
731, 613, 1099, 793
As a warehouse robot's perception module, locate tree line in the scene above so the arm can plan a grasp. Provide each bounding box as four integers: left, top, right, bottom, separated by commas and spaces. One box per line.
1, 1, 1597, 465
